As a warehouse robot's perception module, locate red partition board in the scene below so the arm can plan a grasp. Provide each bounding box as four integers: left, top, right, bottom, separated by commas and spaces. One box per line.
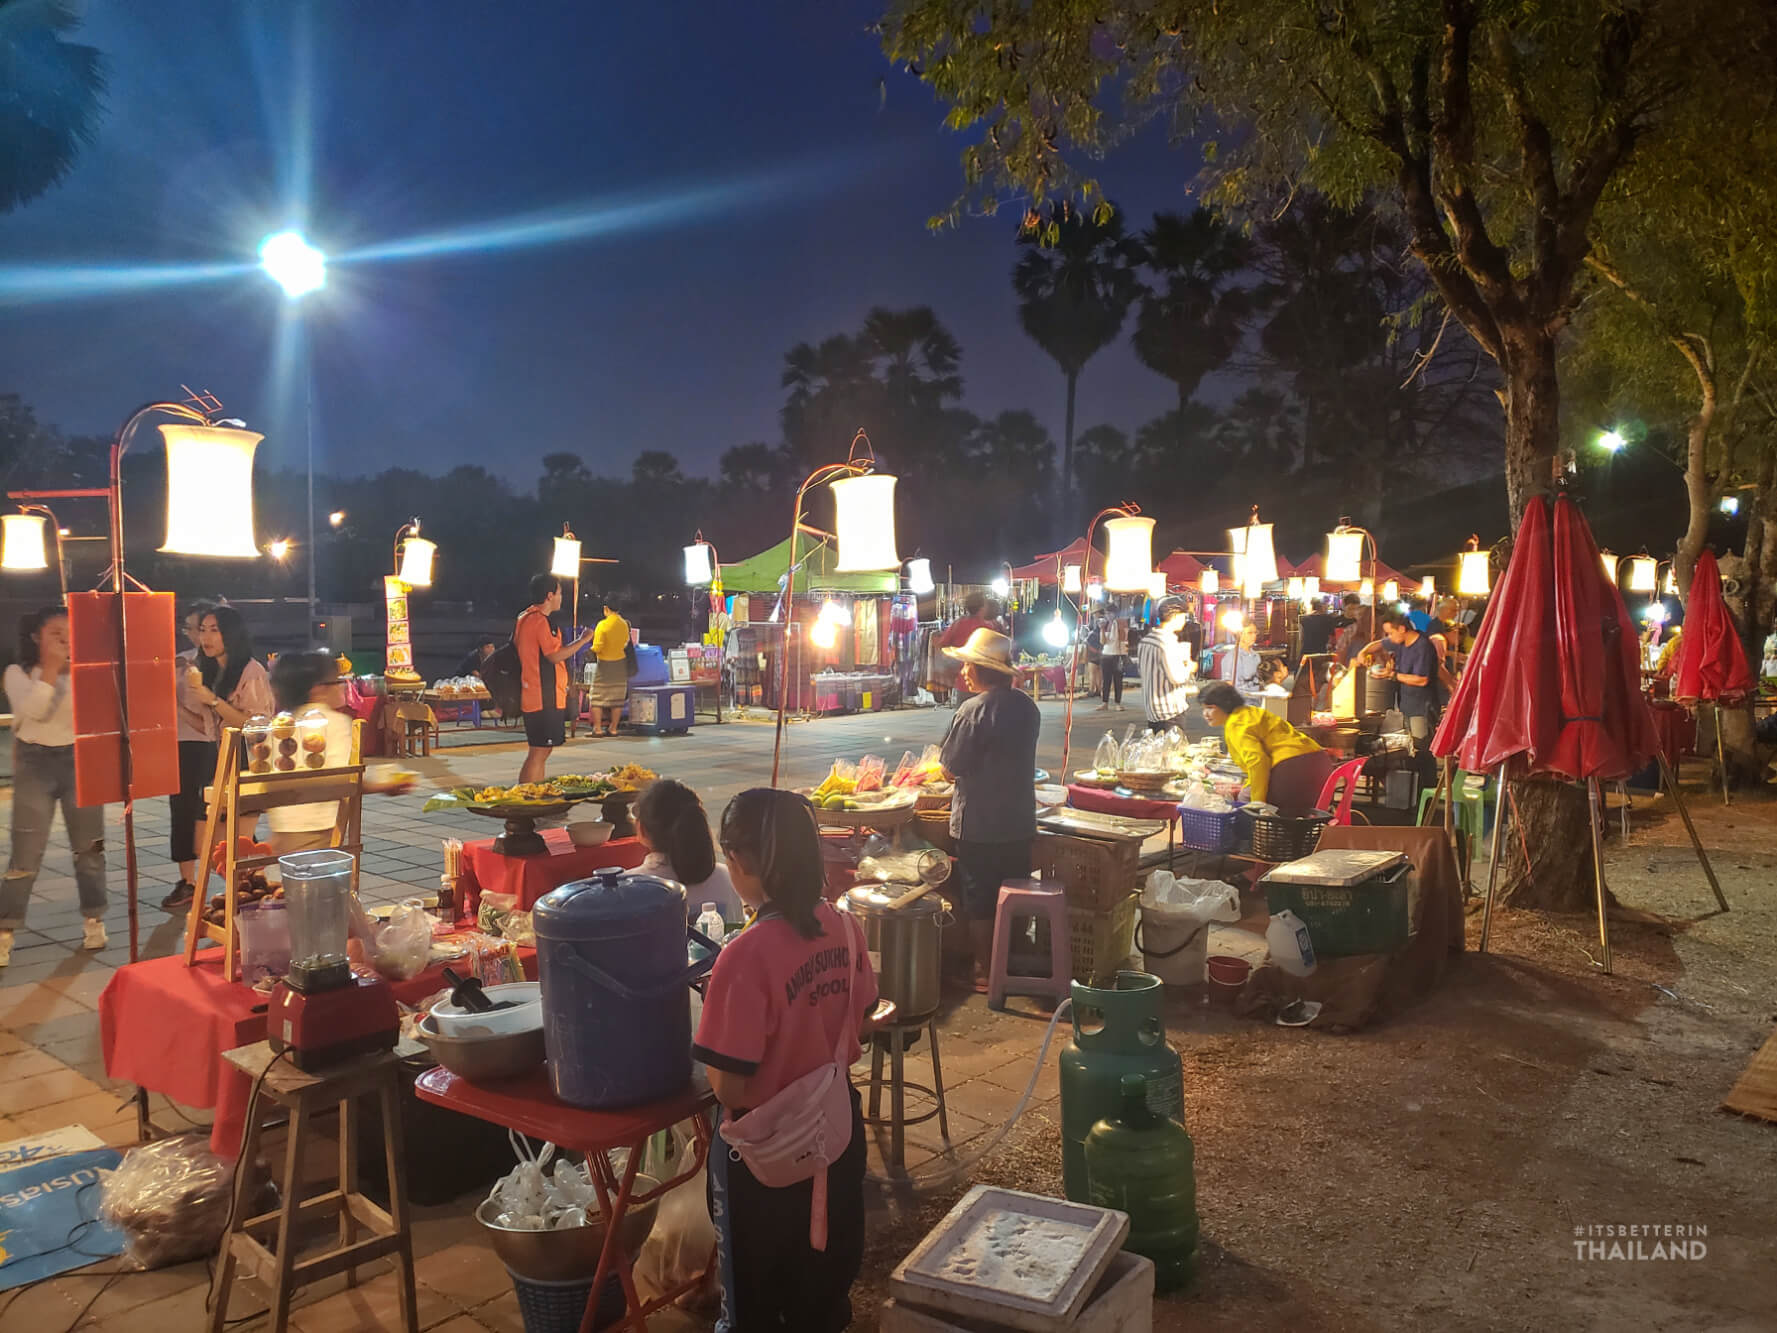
69, 591, 179, 805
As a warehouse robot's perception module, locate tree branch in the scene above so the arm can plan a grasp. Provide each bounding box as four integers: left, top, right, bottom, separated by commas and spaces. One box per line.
1430, 0, 1516, 300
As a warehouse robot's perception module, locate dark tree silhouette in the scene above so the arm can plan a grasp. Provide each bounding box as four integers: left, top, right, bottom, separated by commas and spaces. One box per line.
0, 0, 106, 215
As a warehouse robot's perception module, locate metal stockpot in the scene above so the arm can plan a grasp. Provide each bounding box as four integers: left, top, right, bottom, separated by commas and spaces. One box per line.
842, 885, 951, 1022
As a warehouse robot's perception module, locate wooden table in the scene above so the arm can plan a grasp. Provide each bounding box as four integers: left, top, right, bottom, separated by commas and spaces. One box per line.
414, 1066, 716, 1333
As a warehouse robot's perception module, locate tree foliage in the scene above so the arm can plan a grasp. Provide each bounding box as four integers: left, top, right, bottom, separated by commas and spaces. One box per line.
0, 0, 105, 215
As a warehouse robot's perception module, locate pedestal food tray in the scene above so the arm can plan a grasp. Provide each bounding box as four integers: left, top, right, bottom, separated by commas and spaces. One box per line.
889, 1185, 1130, 1332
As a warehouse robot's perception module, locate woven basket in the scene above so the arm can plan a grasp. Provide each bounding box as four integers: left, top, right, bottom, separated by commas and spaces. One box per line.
914, 808, 956, 853
1241, 807, 1332, 862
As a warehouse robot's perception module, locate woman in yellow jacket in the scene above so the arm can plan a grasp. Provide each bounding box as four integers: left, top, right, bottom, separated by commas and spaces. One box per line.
587, 599, 632, 736
1197, 681, 1336, 810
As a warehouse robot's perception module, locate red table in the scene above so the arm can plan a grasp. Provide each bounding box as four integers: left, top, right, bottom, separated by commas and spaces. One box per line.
101, 947, 538, 1156
415, 1066, 716, 1333
1065, 783, 1181, 824
459, 829, 648, 914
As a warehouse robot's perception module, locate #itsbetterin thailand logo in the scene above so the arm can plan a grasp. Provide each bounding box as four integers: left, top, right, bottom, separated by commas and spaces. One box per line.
1572, 1223, 1708, 1261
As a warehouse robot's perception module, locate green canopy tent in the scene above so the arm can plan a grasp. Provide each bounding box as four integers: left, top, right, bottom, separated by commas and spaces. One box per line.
717, 534, 897, 595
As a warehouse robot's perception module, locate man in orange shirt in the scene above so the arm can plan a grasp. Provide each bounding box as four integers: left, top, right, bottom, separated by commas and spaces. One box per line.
517, 573, 594, 783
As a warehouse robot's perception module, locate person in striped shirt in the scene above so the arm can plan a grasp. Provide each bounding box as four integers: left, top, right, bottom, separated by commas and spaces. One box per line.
1138, 596, 1196, 732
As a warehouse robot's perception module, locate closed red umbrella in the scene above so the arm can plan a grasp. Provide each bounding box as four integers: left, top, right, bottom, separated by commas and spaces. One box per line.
1670, 550, 1754, 706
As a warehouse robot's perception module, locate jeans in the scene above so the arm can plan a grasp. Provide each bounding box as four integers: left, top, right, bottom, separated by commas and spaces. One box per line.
3, 741, 108, 928
1099, 653, 1124, 704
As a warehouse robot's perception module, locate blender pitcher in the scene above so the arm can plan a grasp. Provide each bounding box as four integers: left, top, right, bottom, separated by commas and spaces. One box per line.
280, 848, 356, 991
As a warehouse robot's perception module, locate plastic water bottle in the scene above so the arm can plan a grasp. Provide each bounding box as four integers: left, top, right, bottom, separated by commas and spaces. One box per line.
1266, 910, 1317, 976
695, 903, 726, 943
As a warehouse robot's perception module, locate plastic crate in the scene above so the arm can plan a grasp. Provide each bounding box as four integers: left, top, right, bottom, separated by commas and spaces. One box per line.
1034, 832, 1144, 912
1175, 804, 1241, 853
1069, 893, 1139, 984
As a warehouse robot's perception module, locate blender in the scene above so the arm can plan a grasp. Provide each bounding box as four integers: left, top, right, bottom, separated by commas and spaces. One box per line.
267, 850, 398, 1070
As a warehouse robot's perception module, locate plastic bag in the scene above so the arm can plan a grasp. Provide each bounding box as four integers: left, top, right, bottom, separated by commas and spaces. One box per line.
1179, 787, 1233, 813
888, 750, 917, 788
477, 890, 535, 945
100, 1132, 270, 1269
634, 1125, 720, 1311
1142, 870, 1241, 923
485, 1131, 621, 1231
236, 900, 290, 984
1092, 731, 1121, 773
370, 898, 432, 981
854, 754, 886, 792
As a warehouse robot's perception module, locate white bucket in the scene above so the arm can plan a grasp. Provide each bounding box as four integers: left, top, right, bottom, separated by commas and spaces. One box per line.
1136, 906, 1210, 986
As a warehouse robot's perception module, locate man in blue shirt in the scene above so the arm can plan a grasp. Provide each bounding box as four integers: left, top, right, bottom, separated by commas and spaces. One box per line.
1375, 614, 1441, 739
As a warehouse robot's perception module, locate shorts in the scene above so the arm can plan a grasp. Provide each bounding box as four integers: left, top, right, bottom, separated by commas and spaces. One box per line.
953, 838, 1033, 921
523, 709, 565, 748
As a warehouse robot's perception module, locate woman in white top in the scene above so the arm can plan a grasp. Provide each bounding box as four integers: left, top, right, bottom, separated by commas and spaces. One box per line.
634, 778, 741, 926
162, 605, 274, 911
2, 607, 107, 966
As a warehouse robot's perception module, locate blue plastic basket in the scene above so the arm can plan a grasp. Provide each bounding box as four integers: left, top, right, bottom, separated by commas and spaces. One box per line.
508, 1269, 625, 1333
1175, 803, 1242, 853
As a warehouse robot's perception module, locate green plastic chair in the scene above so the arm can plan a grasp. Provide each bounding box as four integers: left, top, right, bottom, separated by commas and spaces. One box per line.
1418, 770, 1493, 894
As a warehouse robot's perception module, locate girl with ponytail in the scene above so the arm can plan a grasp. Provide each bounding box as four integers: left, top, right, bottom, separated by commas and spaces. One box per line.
633, 779, 740, 925
691, 787, 879, 1331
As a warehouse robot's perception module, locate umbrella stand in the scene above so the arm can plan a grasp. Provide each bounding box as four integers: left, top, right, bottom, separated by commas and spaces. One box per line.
1586, 778, 1613, 974
1477, 764, 1510, 953
1713, 702, 1732, 806
1656, 753, 1731, 913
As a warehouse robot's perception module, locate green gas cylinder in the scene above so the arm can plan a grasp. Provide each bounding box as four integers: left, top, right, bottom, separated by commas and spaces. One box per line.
1059, 971, 1183, 1201
1085, 1073, 1199, 1291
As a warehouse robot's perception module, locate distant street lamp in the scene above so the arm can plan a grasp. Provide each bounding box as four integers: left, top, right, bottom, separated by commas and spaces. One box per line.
267, 538, 291, 561
1597, 429, 1627, 454
260, 229, 327, 636
328, 509, 346, 528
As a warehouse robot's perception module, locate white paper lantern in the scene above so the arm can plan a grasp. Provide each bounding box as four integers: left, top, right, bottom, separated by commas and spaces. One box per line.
1626, 554, 1657, 593
1360, 578, 1374, 600
1325, 529, 1364, 584
158, 423, 264, 558
1599, 550, 1618, 583
398, 535, 436, 588
1382, 579, 1398, 602
1239, 523, 1277, 597
1303, 576, 1320, 599
1062, 563, 1082, 594
553, 534, 583, 580
1146, 572, 1167, 600
907, 556, 934, 595
830, 473, 899, 571
1662, 566, 1677, 595
1287, 576, 1304, 601
1, 514, 48, 571
684, 541, 714, 585
1458, 549, 1490, 596
1086, 579, 1105, 602
1419, 576, 1435, 600
1200, 568, 1218, 595
1102, 515, 1156, 592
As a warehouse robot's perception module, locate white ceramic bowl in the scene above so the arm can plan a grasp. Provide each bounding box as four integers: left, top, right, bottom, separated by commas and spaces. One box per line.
429, 981, 542, 1036
565, 819, 613, 847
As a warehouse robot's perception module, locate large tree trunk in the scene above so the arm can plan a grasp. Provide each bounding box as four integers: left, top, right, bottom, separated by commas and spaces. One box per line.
1714, 550, 1764, 787
1496, 778, 1612, 912
1674, 387, 1719, 600
1500, 325, 1562, 525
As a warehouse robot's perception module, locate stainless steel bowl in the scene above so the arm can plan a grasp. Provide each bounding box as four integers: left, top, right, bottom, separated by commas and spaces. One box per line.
417, 1015, 546, 1082
475, 1175, 661, 1281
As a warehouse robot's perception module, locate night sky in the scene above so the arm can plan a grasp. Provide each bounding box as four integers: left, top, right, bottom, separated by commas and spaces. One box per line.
1, 1, 1194, 486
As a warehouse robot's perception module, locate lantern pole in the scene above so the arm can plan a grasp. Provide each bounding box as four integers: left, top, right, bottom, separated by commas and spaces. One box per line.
6, 495, 93, 602
1059, 502, 1142, 780
771, 430, 878, 788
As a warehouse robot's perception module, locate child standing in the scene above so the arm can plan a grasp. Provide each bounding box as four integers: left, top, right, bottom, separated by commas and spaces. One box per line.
634, 778, 741, 925
692, 789, 878, 1332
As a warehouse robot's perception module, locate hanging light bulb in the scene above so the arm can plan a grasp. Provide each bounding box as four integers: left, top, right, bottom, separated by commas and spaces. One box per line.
1643, 601, 1669, 624
1383, 579, 1399, 602
1043, 612, 1069, 647
809, 616, 838, 649
907, 556, 934, 595
1062, 563, 1082, 594
991, 575, 1011, 597
1086, 579, 1105, 602
1220, 608, 1245, 633
1102, 514, 1156, 591
158, 423, 264, 557
830, 473, 899, 571
552, 533, 583, 580
397, 532, 436, 588
684, 541, 714, 585
1148, 572, 1168, 600
1200, 568, 1218, 595
1626, 553, 1657, 593
1, 513, 49, 571
1458, 546, 1491, 596
1325, 528, 1364, 583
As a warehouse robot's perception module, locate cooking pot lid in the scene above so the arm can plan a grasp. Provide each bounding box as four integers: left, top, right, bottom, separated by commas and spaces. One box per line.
535, 867, 685, 930
844, 885, 947, 917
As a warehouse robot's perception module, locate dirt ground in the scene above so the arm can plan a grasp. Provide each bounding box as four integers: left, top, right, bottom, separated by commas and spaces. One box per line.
849, 774, 1777, 1333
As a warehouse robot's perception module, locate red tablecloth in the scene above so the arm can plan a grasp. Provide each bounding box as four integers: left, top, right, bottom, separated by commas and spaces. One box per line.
459, 829, 649, 913
1648, 700, 1696, 767
1065, 783, 1181, 824
101, 946, 538, 1156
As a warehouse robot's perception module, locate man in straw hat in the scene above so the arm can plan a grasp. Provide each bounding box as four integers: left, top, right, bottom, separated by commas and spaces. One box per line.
939, 627, 1041, 994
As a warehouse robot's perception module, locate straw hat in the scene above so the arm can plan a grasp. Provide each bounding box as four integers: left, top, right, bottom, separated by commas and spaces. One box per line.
943, 627, 1017, 676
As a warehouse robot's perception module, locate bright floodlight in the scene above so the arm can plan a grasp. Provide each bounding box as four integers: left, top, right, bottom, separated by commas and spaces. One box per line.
1043, 613, 1070, 647
1721, 495, 1741, 515
268, 539, 291, 561
1598, 429, 1626, 454
259, 230, 326, 298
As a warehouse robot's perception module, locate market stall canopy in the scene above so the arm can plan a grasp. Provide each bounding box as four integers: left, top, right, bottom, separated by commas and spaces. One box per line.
718, 535, 897, 595
1670, 550, 1754, 706
1012, 537, 1103, 585
1157, 551, 1211, 585
1432, 492, 1656, 781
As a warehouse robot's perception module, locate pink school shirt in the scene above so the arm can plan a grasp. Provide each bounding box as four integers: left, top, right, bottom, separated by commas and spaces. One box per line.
692, 901, 877, 1107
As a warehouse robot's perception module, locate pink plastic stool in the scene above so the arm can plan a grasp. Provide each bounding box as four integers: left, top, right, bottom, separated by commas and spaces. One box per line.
988, 878, 1073, 1011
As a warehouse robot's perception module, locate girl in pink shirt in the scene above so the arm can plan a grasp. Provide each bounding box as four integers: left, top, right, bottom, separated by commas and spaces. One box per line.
693, 789, 879, 1332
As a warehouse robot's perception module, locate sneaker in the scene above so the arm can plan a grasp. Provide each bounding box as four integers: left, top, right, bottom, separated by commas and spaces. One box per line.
1093, 702, 1110, 711
82, 919, 108, 951
0, 930, 12, 968
160, 881, 195, 912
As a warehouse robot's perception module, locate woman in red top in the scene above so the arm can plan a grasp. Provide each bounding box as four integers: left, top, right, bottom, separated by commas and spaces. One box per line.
693, 789, 879, 1332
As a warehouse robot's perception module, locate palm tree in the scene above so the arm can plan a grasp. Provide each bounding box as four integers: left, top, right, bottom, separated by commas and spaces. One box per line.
1132, 210, 1252, 447
780, 334, 878, 463
861, 307, 963, 415
0, 0, 107, 216
1012, 207, 1143, 519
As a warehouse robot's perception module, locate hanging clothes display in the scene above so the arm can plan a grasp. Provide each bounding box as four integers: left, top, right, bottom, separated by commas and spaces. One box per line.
731, 593, 751, 624
854, 598, 880, 666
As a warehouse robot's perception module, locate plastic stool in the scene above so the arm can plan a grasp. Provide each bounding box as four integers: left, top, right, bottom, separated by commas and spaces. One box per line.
1417, 772, 1488, 842
988, 879, 1072, 1011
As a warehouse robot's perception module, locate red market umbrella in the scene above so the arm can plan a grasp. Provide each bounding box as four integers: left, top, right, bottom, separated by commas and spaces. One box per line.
1670, 550, 1754, 706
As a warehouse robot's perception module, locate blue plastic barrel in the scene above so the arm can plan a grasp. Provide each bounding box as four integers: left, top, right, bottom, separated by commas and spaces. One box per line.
533, 868, 720, 1108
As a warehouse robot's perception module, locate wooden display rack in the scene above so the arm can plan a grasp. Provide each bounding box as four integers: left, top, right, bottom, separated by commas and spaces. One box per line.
183, 721, 366, 981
